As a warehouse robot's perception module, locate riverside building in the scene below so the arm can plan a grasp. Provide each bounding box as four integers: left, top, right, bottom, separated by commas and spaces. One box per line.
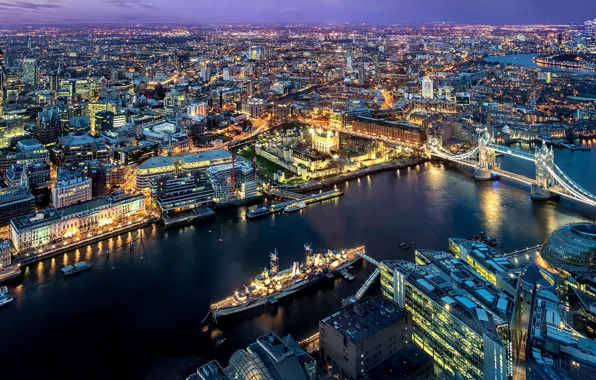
10, 192, 146, 254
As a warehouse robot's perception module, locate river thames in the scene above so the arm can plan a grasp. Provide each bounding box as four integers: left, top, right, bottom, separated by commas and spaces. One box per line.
1, 142, 595, 379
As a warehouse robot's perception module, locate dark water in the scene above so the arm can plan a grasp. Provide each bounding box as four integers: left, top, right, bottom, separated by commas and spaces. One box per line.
2, 144, 596, 380
484, 54, 596, 75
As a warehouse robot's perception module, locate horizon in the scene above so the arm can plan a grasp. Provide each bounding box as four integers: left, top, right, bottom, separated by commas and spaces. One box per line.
1, 0, 595, 26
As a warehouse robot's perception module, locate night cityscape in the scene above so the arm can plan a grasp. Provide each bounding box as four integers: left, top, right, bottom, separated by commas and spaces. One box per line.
1, 2, 596, 379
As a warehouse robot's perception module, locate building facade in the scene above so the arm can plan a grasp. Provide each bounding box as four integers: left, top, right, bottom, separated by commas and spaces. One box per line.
352, 117, 426, 147
52, 177, 93, 209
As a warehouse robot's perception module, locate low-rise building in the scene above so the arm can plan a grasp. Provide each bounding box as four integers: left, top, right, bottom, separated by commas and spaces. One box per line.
52, 177, 93, 209
136, 156, 176, 191
10, 192, 146, 253
180, 150, 233, 174
150, 173, 214, 214
0, 187, 35, 227
353, 117, 426, 147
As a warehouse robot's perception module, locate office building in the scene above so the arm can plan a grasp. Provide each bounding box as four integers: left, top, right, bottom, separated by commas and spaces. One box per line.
242, 97, 266, 118
362, 343, 434, 380
27, 162, 51, 188
353, 117, 426, 147
86, 102, 117, 135
114, 140, 159, 166
33, 108, 62, 145
319, 295, 412, 380
49, 71, 59, 91
136, 156, 176, 191
346, 50, 353, 71
0, 187, 35, 227
187, 102, 208, 118
150, 173, 214, 214
10, 192, 146, 253
380, 257, 514, 379
180, 150, 233, 174
191, 331, 315, 380
22, 58, 38, 87
57, 132, 109, 167
16, 139, 49, 165
248, 46, 262, 60
95, 109, 114, 132
206, 161, 254, 201
52, 177, 93, 209
421, 76, 434, 99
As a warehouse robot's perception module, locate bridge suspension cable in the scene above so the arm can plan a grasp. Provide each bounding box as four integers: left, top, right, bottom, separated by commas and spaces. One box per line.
552, 165, 596, 202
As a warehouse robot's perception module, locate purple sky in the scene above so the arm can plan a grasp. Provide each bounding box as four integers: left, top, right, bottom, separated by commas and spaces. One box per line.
0, 0, 595, 25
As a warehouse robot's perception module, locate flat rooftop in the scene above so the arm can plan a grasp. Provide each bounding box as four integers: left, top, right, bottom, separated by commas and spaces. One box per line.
363, 343, 433, 380
138, 156, 175, 170
322, 295, 408, 344
355, 116, 421, 131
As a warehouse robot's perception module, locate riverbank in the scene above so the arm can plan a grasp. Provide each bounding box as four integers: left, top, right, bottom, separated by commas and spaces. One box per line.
14, 217, 155, 266
285, 156, 429, 193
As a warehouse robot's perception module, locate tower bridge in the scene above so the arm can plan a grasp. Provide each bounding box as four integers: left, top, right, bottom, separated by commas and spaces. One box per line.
426, 131, 596, 207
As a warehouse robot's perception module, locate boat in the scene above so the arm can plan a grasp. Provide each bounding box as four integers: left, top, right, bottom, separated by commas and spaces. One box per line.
0, 286, 8, 296
210, 244, 364, 318
61, 261, 92, 276
0, 295, 13, 308
400, 243, 411, 250
284, 201, 306, 213
247, 206, 270, 219
215, 338, 226, 347
219, 239, 223, 242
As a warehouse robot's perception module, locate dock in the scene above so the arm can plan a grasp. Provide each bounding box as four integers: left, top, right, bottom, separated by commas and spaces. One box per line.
248, 189, 343, 219
162, 207, 216, 229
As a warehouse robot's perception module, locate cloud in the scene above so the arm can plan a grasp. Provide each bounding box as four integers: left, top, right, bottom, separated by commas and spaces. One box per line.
106, 0, 157, 9
0, 1, 63, 11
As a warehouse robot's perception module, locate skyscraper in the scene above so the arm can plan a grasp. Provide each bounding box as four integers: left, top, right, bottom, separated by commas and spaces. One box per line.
346, 50, 353, 71
585, 18, 596, 39
22, 58, 38, 87
421, 76, 434, 99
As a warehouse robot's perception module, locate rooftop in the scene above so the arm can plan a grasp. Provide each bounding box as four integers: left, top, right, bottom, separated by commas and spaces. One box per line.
355, 116, 422, 131
182, 149, 232, 164
138, 156, 175, 170
321, 295, 408, 344
363, 343, 433, 380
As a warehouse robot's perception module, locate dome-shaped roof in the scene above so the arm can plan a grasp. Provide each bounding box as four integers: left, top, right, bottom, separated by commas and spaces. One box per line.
541, 223, 596, 270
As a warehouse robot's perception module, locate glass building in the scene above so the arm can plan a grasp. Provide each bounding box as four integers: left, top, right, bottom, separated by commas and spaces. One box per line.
541, 223, 596, 270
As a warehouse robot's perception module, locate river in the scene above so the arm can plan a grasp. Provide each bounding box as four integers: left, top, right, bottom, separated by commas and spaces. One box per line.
484, 54, 596, 75
1, 144, 595, 380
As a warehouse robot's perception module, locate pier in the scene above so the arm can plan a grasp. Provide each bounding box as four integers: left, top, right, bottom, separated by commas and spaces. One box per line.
162, 207, 216, 229
248, 189, 343, 219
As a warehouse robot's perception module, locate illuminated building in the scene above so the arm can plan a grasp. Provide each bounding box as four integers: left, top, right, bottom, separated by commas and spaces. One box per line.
150, 173, 214, 214
33, 108, 61, 145
248, 46, 262, 60
27, 162, 51, 188
10, 192, 146, 253
319, 295, 412, 380
52, 177, 92, 209
6, 164, 28, 189
421, 76, 434, 99
187, 102, 208, 118
352, 117, 426, 147
86, 102, 117, 135
346, 50, 353, 71
136, 156, 176, 191
22, 58, 38, 87
311, 129, 339, 154
192, 331, 315, 380
57, 132, 110, 167
206, 161, 254, 201
115, 140, 159, 166
16, 139, 49, 165
0, 187, 35, 227
241, 97, 265, 118
380, 258, 513, 379
541, 223, 596, 271
95, 109, 114, 132
180, 150, 233, 174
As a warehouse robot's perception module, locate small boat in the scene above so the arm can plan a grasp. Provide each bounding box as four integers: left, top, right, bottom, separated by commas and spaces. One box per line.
215, 338, 226, 347
0, 295, 13, 308
61, 261, 92, 276
399, 242, 407, 247
0, 286, 8, 296
400, 244, 411, 250
219, 239, 223, 242
284, 201, 306, 213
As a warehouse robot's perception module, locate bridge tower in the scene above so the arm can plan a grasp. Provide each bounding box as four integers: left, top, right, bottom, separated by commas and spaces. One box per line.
474, 130, 497, 180
531, 143, 556, 200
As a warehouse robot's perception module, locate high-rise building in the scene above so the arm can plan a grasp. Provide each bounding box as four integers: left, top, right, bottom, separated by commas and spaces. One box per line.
421, 76, 434, 99
187, 102, 208, 118
86, 102, 117, 135
0, 71, 4, 118
585, 18, 596, 39
49, 71, 59, 91
22, 58, 38, 87
346, 50, 353, 71
380, 257, 514, 379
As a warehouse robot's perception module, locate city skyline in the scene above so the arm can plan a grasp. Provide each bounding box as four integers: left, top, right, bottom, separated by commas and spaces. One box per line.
1, 0, 596, 25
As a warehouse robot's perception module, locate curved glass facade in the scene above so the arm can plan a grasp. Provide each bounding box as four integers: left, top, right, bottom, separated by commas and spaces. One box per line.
541, 223, 596, 270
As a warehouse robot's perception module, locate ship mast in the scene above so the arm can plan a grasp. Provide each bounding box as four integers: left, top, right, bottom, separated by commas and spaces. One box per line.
270, 249, 279, 275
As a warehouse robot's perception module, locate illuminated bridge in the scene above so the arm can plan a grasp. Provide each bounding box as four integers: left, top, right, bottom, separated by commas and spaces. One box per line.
426, 131, 596, 207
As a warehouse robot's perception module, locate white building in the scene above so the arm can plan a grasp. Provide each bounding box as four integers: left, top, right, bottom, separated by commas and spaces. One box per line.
187, 102, 208, 118
10, 192, 146, 253
421, 76, 434, 99
52, 177, 92, 209
311, 129, 339, 154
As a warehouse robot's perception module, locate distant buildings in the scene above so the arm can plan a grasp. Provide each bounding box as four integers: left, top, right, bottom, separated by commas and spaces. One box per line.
319, 295, 413, 380
22, 58, 38, 87
187, 102, 208, 118
421, 76, 434, 99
